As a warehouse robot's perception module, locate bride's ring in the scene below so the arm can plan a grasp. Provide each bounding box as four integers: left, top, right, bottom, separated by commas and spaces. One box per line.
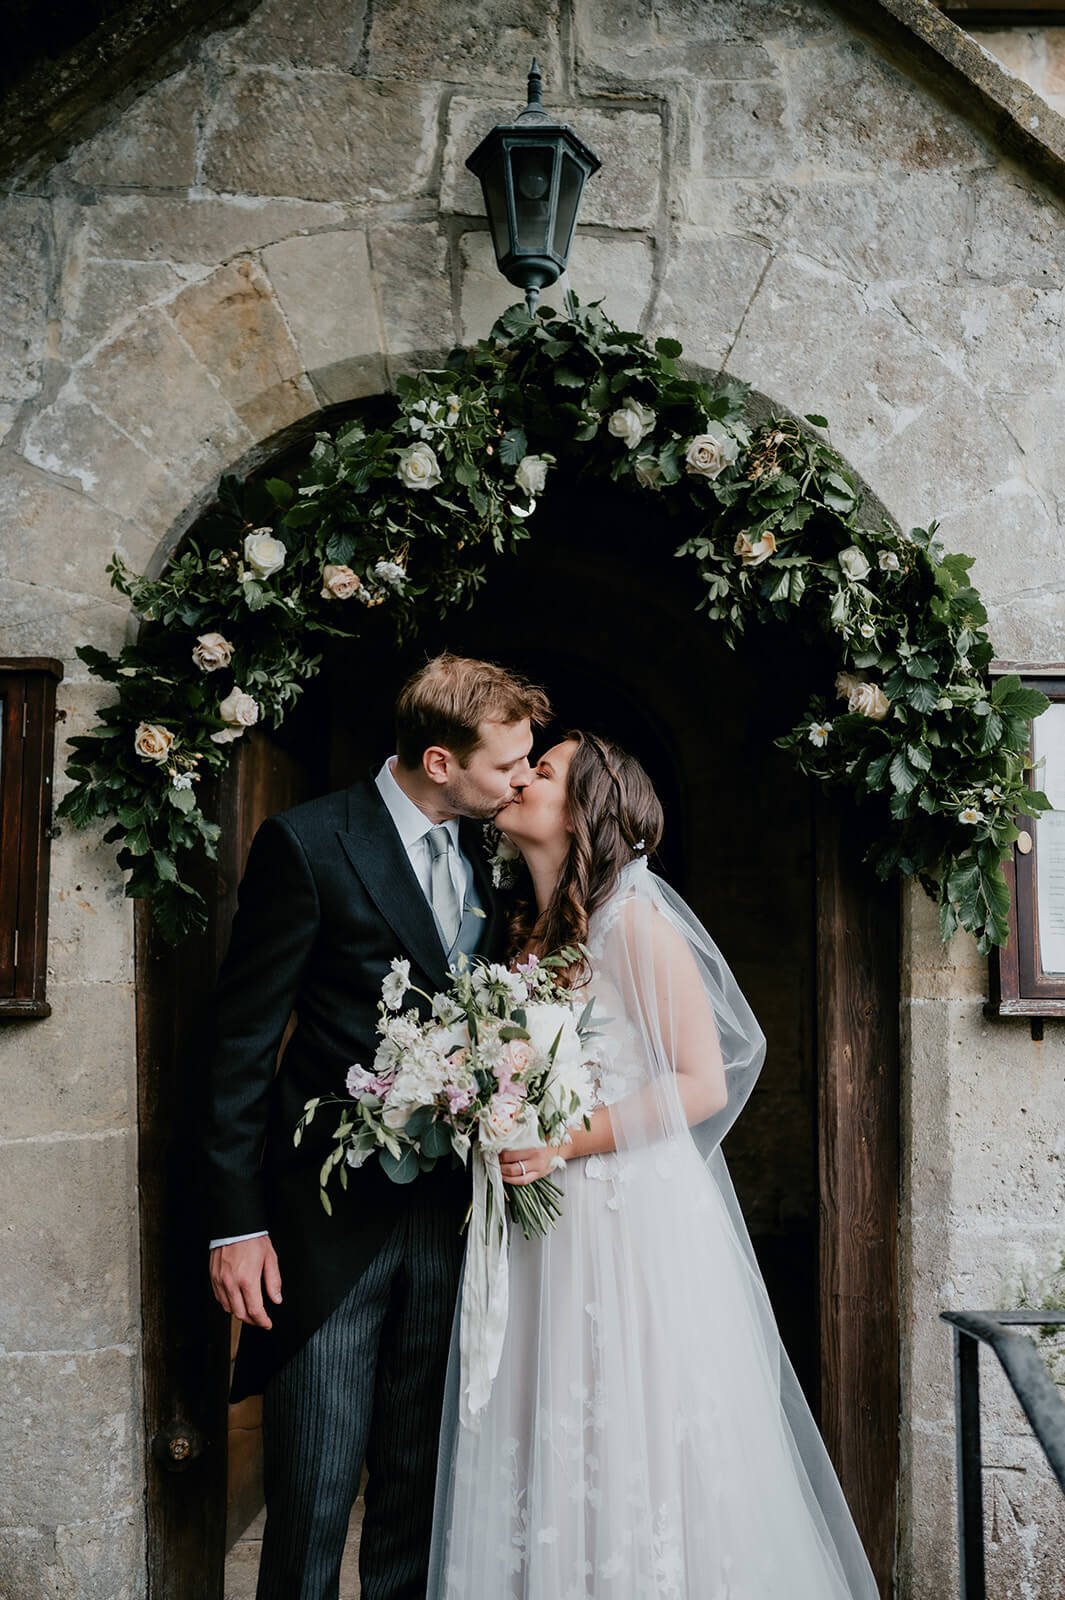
518, 1160, 526, 1178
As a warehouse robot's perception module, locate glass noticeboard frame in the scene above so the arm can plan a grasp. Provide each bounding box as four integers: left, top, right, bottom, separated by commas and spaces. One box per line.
0, 658, 63, 1020
987, 661, 1065, 1020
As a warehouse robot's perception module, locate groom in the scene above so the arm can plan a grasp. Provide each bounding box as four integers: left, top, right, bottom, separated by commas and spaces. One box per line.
203, 652, 551, 1600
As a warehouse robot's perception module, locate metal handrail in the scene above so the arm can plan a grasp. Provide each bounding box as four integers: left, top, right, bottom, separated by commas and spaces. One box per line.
940, 1309, 1065, 1600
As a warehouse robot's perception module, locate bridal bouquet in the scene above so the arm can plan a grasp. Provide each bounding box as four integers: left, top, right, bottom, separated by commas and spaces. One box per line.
296, 948, 600, 1421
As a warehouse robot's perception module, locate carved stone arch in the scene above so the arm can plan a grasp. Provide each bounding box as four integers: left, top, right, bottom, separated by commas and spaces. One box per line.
136, 358, 900, 1599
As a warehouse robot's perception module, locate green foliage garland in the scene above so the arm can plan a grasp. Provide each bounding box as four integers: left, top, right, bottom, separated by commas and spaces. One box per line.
57, 298, 1050, 950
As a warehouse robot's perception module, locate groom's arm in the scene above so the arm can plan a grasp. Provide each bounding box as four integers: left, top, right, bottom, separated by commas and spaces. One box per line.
201, 812, 321, 1243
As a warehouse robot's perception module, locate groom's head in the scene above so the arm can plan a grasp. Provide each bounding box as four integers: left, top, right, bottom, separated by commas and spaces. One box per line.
394, 653, 552, 820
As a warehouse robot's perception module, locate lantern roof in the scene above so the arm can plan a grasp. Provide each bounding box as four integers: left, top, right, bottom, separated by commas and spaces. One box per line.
465, 60, 602, 178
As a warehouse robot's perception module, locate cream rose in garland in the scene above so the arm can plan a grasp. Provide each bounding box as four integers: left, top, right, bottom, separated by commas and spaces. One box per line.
608, 396, 655, 451
835, 671, 890, 721
191, 631, 233, 672
243, 528, 287, 579
321, 563, 362, 601
396, 442, 442, 491
685, 430, 739, 480
134, 722, 176, 763
210, 686, 261, 745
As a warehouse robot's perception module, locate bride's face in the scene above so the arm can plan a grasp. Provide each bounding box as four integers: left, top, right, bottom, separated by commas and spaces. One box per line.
495, 738, 576, 851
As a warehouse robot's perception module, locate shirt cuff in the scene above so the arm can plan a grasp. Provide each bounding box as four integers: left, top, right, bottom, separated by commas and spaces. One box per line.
209, 1230, 269, 1250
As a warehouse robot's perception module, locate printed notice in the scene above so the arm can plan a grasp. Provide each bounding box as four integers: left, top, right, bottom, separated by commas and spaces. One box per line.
1033, 704, 1065, 975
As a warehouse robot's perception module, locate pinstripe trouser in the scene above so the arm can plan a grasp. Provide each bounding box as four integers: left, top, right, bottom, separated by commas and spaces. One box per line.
255, 1204, 465, 1600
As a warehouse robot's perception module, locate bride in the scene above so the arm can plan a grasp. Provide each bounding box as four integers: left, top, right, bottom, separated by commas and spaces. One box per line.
427, 729, 881, 1599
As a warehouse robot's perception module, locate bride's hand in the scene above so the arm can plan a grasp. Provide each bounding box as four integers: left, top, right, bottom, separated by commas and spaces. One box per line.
499, 1143, 566, 1184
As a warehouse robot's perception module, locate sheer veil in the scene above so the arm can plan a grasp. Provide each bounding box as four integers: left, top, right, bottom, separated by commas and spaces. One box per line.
428, 856, 880, 1598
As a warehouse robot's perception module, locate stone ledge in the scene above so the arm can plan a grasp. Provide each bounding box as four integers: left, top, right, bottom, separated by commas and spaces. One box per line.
832, 0, 1065, 199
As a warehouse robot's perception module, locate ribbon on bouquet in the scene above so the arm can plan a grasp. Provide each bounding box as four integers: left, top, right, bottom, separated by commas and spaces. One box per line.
458, 1145, 511, 1429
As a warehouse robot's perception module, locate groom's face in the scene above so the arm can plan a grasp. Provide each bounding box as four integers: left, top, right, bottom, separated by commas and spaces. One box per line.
439, 718, 535, 819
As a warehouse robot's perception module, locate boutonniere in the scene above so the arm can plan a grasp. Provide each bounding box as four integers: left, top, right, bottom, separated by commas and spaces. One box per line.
483, 821, 521, 888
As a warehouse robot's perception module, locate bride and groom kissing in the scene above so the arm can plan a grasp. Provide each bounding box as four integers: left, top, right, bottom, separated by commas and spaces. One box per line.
203, 652, 880, 1600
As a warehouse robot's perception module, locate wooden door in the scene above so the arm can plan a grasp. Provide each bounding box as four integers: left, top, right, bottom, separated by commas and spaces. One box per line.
137, 730, 314, 1598
815, 792, 901, 1597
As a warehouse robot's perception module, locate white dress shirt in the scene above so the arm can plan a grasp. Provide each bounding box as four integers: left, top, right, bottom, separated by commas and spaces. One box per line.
210, 760, 473, 1251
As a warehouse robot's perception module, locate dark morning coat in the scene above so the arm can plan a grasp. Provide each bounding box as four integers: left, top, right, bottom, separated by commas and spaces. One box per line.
200, 775, 505, 1401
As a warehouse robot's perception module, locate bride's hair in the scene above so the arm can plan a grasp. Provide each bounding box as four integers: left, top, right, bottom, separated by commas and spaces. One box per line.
508, 729, 664, 984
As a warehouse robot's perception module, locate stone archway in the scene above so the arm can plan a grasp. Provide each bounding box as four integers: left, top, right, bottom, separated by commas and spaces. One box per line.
133, 374, 901, 1599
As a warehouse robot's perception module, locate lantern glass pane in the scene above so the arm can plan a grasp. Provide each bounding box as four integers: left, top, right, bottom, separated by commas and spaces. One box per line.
512, 145, 554, 252
483, 156, 512, 264
553, 152, 584, 261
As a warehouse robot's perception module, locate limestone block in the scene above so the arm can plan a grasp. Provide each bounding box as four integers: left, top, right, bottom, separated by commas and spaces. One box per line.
367, 0, 562, 89
0, 1133, 137, 1352
210, 0, 367, 69
22, 397, 189, 533
0, 402, 17, 448
58, 258, 186, 365
45, 824, 134, 986
0, 463, 155, 604
655, 229, 773, 373
574, 0, 834, 77
442, 97, 662, 230
982, 1426, 1065, 1600
899, 998, 954, 1241
902, 877, 985, 1003
0, 1513, 145, 1600
0, 982, 135, 1140
202, 71, 439, 204
896, 1424, 958, 1600
0, 1347, 139, 1525
768, 176, 971, 286
942, 1024, 1065, 1229
690, 79, 792, 180
261, 229, 388, 404
0, 580, 127, 666
787, 39, 993, 175
458, 230, 654, 346
969, 171, 1065, 285
0, 196, 52, 411
575, 3, 778, 93
931, 489, 1059, 609
369, 220, 455, 359
74, 310, 253, 481
167, 259, 317, 439
869, 385, 1025, 531
891, 281, 1065, 394
68, 65, 203, 188
84, 193, 347, 267
986, 592, 1065, 665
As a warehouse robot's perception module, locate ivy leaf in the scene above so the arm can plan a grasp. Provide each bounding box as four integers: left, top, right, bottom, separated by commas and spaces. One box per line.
804, 413, 829, 428
498, 428, 528, 467
655, 336, 683, 359
554, 367, 586, 388
889, 750, 918, 794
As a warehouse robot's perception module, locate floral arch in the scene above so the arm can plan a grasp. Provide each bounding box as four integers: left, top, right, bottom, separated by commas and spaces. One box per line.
58, 300, 1049, 951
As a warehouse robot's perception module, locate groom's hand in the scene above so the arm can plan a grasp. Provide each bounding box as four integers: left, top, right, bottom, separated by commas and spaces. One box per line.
209, 1236, 283, 1329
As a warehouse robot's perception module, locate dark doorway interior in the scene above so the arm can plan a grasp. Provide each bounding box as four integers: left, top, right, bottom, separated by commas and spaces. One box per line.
272, 467, 834, 1410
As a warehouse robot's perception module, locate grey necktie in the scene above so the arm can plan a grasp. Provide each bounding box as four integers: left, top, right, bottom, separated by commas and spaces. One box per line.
425, 825, 461, 949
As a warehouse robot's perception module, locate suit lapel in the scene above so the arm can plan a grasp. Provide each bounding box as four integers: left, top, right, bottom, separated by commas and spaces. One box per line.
337, 780, 450, 988
460, 816, 504, 960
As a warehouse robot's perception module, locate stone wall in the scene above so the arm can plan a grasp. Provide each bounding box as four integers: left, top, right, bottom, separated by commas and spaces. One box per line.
1, 1, 1064, 1595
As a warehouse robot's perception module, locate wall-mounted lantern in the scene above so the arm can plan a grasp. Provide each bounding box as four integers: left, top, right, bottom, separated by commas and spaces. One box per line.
465, 59, 601, 315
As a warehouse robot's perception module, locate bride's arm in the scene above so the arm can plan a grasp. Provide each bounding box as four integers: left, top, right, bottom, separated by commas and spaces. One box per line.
502, 898, 730, 1180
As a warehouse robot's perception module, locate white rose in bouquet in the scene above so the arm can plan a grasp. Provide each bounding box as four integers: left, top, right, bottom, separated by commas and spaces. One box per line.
243, 528, 287, 578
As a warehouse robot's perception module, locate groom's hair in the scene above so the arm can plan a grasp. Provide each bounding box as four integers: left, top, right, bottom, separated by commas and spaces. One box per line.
395, 653, 552, 768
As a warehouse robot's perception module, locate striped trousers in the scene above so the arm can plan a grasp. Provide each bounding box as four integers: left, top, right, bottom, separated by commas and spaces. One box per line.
256, 1204, 465, 1600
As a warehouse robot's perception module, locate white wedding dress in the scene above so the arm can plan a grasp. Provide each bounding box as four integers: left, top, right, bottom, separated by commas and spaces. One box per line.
427, 860, 881, 1599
